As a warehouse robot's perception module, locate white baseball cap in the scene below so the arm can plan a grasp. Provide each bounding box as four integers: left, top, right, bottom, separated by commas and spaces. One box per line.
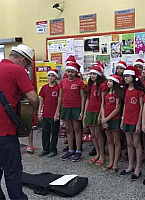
11, 44, 34, 62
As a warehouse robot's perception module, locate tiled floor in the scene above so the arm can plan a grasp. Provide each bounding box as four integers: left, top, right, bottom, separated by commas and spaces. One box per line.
2, 129, 145, 200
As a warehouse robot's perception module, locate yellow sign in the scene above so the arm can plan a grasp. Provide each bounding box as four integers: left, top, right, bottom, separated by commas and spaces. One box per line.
35, 61, 56, 94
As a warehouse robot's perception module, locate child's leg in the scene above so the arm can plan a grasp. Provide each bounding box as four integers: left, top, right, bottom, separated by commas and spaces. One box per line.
28, 130, 33, 147
105, 130, 114, 168
112, 130, 121, 169
42, 118, 51, 152
90, 126, 100, 160
49, 120, 60, 153
72, 120, 82, 151
95, 126, 104, 161
65, 120, 74, 150
133, 133, 142, 175
125, 132, 134, 171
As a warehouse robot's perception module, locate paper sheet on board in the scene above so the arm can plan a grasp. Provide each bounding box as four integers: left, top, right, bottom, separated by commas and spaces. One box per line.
49, 175, 78, 186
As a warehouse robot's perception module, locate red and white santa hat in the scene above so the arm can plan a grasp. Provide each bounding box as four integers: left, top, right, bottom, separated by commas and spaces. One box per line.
93, 60, 104, 72
65, 55, 76, 65
108, 74, 122, 85
66, 62, 80, 72
47, 69, 59, 78
116, 60, 127, 69
133, 59, 144, 67
123, 66, 140, 78
90, 65, 102, 76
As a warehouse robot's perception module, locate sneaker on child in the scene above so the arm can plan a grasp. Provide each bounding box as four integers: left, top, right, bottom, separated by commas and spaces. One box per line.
26, 146, 34, 154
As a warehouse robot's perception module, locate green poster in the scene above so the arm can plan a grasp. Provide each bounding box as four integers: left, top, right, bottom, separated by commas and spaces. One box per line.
122, 33, 134, 54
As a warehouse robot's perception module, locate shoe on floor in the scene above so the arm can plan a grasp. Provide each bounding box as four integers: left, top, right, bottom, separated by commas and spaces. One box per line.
47, 151, 57, 158
72, 152, 82, 162
26, 146, 34, 154
61, 151, 75, 161
89, 148, 96, 156
39, 150, 49, 157
120, 168, 134, 175
131, 171, 142, 181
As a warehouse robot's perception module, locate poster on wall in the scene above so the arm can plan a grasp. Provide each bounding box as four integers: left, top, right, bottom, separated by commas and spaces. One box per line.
100, 35, 111, 55
50, 18, 65, 35
35, 62, 56, 94
111, 42, 122, 58
122, 33, 134, 54
115, 9, 135, 30
47, 40, 67, 52
74, 40, 84, 73
79, 14, 97, 33
51, 53, 62, 64
112, 34, 119, 42
101, 44, 107, 54
95, 55, 111, 77
111, 58, 121, 74
36, 21, 47, 34
84, 55, 94, 74
135, 32, 145, 54
84, 38, 99, 52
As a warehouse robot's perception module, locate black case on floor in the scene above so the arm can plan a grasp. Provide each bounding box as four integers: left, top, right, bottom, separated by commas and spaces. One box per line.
22, 172, 88, 197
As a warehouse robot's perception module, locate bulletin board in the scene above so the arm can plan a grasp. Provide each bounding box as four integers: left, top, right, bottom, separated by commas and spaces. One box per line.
46, 28, 145, 79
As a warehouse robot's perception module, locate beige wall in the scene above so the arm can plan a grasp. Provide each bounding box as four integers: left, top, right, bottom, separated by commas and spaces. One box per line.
0, 0, 145, 60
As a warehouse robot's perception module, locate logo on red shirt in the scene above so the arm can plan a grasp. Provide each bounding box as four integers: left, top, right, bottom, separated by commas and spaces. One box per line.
109, 97, 115, 103
52, 91, 58, 97
71, 84, 77, 90
130, 97, 137, 104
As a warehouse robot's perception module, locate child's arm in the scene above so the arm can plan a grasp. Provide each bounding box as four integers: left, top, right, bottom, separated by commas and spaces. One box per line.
99, 91, 106, 124
83, 98, 89, 120
142, 102, 145, 132
102, 98, 121, 125
136, 96, 143, 133
54, 89, 63, 121
37, 96, 44, 121
79, 89, 86, 120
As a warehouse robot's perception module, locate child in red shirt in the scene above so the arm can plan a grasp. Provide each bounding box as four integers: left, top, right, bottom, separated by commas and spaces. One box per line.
83, 65, 107, 165
101, 75, 123, 174
120, 66, 144, 181
38, 69, 60, 158
54, 62, 85, 161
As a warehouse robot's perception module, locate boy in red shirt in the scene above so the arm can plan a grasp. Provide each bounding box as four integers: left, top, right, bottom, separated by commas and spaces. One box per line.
38, 69, 60, 158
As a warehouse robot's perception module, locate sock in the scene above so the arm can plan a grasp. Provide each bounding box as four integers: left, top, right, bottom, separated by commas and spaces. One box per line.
69, 150, 74, 153
76, 150, 81, 153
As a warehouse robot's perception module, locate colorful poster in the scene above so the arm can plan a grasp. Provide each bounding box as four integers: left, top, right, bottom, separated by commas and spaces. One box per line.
112, 34, 119, 42
51, 53, 62, 64
84, 55, 94, 73
95, 55, 111, 77
50, 18, 65, 35
47, 40, 67, 52
101, 44, 107, 54
115, 9, 135, 29
122, 33, 134, 54
111, 42, 122, 58
135, 32, 145, 54
36, 20, 47, 34
35, 61, 56, 94
84, 38, 99, 52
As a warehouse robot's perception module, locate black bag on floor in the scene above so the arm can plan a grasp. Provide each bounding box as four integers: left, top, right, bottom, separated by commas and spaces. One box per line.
22, 172, 88, 197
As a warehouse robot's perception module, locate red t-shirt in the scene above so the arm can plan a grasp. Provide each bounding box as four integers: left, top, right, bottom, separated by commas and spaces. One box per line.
59, 78, 85, 108
124, 89, 143, 125
87, 82, 107, 112
104, 93, 121, 120
0, 59, 34, 136
39, 84, 59, 118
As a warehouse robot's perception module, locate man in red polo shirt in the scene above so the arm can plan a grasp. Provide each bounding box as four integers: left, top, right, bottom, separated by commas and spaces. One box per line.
0, 44, 39, 200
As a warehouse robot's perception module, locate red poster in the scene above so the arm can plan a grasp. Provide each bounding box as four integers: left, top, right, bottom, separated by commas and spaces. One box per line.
79, 14, 97, 33
51, 53, 62, 64
50, 18, 65, 35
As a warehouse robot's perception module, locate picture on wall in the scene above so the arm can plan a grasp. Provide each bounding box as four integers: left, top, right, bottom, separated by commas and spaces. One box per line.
101, 44, 107, 54
122, 33, 134, 54
84, 38, 99, 52
111, 42, 122, 58
95, 55, 111, 77
135, 32, 145, 54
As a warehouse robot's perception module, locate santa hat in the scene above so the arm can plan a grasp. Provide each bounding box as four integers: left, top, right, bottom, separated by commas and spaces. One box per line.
47, 69, 59, 78
90, 65, 102, 76
93, 60, 101, 66
65, 55, 76, 65
108, 74, 122, 85
93, 60, 104, 72
66, 62, 80, 72
116, 61, 127, 69
133, 59, 144, 67
123, 66, 140, 78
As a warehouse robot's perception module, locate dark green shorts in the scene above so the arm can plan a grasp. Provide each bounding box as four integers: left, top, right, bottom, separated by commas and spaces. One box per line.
60, 107, 81, 120
123, 123, 136, 133
108, 118, 121, 131
85, 111, 99, 126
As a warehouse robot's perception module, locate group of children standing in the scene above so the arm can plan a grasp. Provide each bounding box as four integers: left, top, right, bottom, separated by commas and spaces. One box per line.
32, 55, 145, 183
